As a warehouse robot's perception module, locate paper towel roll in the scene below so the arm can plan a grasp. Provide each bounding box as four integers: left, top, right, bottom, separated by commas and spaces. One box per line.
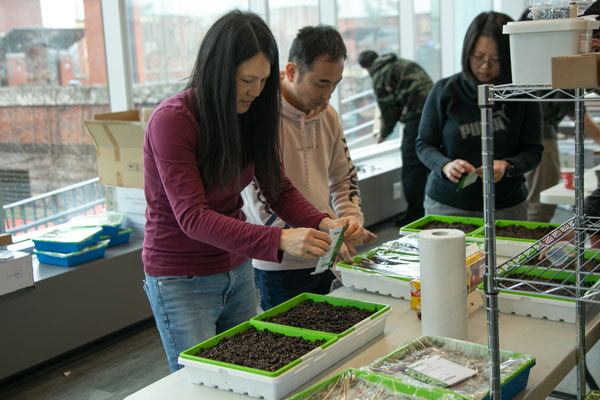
419, 229, 468, 340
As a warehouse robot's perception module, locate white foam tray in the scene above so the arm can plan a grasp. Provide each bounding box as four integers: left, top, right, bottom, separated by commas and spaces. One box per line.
339, 266, 411, 299
476, 289, 600, 324
179, 312, 389, 399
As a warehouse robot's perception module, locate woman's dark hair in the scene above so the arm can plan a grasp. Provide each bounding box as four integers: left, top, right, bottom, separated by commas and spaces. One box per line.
358, 50, 379, 69
288, 25, 347, 78
461, 11, 513, 85
186, 10, 282, 198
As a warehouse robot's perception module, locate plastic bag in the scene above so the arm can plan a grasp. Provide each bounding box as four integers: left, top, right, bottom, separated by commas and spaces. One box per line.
288, 368, 461, 400
365, 336, 535, 400
528, 0, 596, 19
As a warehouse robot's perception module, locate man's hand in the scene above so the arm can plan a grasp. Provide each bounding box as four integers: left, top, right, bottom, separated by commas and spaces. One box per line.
375, 133, 386, 144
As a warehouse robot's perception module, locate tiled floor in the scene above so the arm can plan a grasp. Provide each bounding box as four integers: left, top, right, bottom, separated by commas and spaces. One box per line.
1, 214, 598, 399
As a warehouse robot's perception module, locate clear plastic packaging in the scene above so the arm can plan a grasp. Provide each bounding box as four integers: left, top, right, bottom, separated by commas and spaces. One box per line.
365, 336, 535, 400
287, 368, 461, 400
528, 0, 596, 20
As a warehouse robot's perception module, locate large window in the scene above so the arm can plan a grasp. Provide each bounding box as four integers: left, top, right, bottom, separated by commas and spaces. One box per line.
0, 0, 109, 235
126, 0, 247, 110
269, 0, 319, 68
0, 0, 515, 237
337, 0, 400, 152
414, 0, 441, 81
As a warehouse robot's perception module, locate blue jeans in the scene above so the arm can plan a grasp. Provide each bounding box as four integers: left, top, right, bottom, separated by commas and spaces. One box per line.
143, 260, 257, 372
254, 268, 336, 311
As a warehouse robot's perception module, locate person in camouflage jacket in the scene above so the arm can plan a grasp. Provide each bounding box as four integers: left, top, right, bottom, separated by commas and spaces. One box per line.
359, 51, 433, 225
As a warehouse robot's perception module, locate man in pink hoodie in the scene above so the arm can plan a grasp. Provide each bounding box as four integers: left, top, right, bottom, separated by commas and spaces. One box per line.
242, 26, 374, 311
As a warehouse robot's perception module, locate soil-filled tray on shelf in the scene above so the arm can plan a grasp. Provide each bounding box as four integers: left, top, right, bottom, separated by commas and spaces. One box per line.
287, 368, 462, 400
471, 219, 561, 243
252, 293, 390, 363
470, 219, 563, 258
178, 320, 339, 400
476, 265, 600, 323
399, 215, 484, 237
366, 336, 535, 400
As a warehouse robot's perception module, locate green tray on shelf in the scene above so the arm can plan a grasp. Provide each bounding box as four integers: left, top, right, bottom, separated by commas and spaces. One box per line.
399, 215, 484, 236
481, 265, 600, 302
470, 219, 561, 243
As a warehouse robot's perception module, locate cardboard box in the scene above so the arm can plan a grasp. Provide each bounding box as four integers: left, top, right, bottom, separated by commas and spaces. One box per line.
122, 213, 146, 239
104, 185, 146, 215
504, 18, 599, 85
103, 185, 146, 238
409, 279, 420, 311
552, 53, 600, 89
0, 233, 12, 247
84, 110, 145, 189
0, 250, 33, 296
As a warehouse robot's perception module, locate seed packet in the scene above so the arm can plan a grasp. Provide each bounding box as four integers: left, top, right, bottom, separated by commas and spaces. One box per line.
312, 225, 347, 275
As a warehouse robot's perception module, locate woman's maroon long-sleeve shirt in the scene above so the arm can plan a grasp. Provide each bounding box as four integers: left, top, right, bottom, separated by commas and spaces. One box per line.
142, 89, 328, 276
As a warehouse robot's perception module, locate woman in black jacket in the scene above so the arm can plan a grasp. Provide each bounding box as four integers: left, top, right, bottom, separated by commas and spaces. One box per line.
416, 11, 542, 220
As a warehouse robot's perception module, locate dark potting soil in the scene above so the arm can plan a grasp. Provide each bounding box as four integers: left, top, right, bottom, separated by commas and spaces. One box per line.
417, 220, 480, 234
496, 224, 555, 240
195, 325, 325, 372
536, 257, 600, 272
262, 299, 375, 334
502, 272, 595, 297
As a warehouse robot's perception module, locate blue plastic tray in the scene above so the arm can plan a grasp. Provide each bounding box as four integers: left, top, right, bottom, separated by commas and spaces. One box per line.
368, 336, 535, 400
32, 226, 103, 253
69, 212, 124, 236
34, 240, 108, 267
101, 228, 132, 247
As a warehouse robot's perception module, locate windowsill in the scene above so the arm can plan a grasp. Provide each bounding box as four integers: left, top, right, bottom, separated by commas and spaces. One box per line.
350, 138, 400, 164
29, 237, 143, 283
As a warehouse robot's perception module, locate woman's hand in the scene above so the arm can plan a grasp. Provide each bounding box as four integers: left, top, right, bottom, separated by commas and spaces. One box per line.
442, 159, 476, 183
279, 228, 331, 260
320, 216, 378, 248
475, 160, 510, 182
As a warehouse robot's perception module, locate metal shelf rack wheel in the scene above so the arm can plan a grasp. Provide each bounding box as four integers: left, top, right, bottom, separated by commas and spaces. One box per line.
478, 84, 600, 400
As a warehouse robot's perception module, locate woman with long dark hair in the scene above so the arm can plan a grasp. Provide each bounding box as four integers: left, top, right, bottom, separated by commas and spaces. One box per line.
416, 11, 543, 219
142, 10, 371, 372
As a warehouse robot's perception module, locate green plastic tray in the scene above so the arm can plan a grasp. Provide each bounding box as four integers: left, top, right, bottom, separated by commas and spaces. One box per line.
287, 368, 461, 400
510, 245, 600, 273
250, 292, 390, 337
179, 320, 337, 378
400, 215, 484, 236
368, 336, 536, 400
471, 219, 561, 243
487, 265, 600, 303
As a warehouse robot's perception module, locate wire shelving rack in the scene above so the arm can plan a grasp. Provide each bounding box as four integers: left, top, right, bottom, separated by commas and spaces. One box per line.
478, 84, 600, 400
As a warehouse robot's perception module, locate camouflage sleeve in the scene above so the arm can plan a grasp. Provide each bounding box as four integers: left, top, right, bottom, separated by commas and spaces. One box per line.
376, 97, 401, 138
394, 63, 433, 123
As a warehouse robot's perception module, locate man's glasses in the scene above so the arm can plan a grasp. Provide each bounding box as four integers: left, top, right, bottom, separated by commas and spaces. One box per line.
469, 55, 500, 68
